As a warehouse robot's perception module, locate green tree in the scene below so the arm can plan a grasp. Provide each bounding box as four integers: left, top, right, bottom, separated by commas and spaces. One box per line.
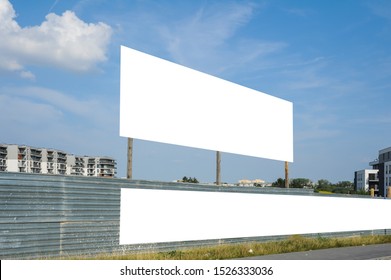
190, 177, 199, 183
272, 178, 285, 187
316, 179, 333, 192
181, 176, 199, 183
290, 178, 313, 188
317, 179, 332, 189
315, 180, 354, 194
333, 181, 354, 194
335, 181, 353, 189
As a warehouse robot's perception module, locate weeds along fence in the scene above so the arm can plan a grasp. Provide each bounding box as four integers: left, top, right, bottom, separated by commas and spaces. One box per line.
0, 172, 389, 259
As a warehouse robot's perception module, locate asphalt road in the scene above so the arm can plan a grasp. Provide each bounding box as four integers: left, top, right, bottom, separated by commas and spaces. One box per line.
239, 243, 391, 260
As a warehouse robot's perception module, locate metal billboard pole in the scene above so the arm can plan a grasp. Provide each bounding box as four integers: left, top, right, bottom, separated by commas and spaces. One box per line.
127, 138, 133, 179
285, 161, 289, 188
216, 151, 221, 185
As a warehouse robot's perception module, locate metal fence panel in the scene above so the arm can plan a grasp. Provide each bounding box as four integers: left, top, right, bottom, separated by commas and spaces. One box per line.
0, 172, 121, 259
0, 172, 389, 259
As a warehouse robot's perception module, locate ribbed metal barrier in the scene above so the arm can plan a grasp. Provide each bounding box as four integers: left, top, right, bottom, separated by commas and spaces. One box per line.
0, 172, 389, 259
0, 173, 122, 259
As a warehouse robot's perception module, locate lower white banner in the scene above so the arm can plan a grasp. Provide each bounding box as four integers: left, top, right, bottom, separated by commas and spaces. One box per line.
120, 188, 391, 244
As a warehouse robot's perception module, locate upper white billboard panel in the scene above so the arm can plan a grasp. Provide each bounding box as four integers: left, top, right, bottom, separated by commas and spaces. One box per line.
120, 46, 293, 162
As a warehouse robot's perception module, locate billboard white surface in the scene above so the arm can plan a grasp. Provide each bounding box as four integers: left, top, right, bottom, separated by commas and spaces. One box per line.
120, 188, 391, 244
120, 46, 293, 162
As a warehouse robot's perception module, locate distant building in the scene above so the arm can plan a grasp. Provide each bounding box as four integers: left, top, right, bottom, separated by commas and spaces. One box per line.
0, 144, 117, 178
355, 145, 391, 197
83, 156, 117, 178
238, 179, 266, 187
370, 146, 391, 197
354, 169, 378, 192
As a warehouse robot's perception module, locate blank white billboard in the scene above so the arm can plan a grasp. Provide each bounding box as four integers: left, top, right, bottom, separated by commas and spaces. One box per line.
120, 188, 391, 244
120, 45, 293, 162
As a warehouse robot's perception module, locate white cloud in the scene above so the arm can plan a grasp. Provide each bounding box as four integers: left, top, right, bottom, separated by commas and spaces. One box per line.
163, 3, 254, 53
0, 94, 63, 125
2, 86, 116, 127
20, 70, 35, 80
155, 2, 285, 76
0, 85, 120, 160
0, 0, 112, 78
0, 58, 23, 71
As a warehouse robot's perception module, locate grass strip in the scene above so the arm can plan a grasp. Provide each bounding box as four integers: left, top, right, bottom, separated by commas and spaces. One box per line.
62, 234, 391, 260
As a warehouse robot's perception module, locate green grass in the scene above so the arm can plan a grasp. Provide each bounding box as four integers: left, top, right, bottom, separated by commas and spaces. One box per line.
317, 190, 334, 194
63, 234, 391, 260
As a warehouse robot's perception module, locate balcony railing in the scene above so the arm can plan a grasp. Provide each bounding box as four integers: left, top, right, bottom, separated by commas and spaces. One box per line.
31, 156, 42, 161
100, 170, 114, 175
58, 164, 66, 170
98, 164, 116, 169
98, 159, 116, 164
30, 150, 42, 156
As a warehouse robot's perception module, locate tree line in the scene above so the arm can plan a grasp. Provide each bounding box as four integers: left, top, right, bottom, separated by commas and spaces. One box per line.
178, 176, 367, 195
180, 176, 199, 183
271, 178, 366, 195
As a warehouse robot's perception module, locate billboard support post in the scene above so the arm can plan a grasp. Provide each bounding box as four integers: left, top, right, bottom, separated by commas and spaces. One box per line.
127, 137, 133, 179
216, 151, 221, 185
285, 161, 289, 188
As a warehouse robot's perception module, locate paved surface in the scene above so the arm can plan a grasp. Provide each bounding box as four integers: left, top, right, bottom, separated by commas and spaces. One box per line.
238, 243, 391, 260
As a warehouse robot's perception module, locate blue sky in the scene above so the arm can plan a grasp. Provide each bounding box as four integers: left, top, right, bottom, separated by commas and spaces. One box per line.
1, 0, 390, 184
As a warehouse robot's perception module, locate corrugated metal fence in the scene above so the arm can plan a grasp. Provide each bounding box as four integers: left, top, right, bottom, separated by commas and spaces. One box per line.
0, 172, 123, 259
0, 172, 389, 259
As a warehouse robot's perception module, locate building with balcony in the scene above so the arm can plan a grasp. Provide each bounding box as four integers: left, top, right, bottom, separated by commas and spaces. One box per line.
67, 155, 85, 176
84, 157, 117, 177
354, 169, 379, 193
373, 146, 391, 197
355, 145, 391, 197
0, 145, 7, 172
0, 144, 117, 178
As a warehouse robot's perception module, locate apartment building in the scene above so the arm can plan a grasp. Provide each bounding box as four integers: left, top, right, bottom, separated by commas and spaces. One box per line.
67, 155, 85, 176
238, 179, 266, 187
84, 156, 117, 177
0, 144, 117, 178
355, 145, 391, 197
354, 169, 379, 192
0, 145, 7, 172
370, 146, 391, 197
